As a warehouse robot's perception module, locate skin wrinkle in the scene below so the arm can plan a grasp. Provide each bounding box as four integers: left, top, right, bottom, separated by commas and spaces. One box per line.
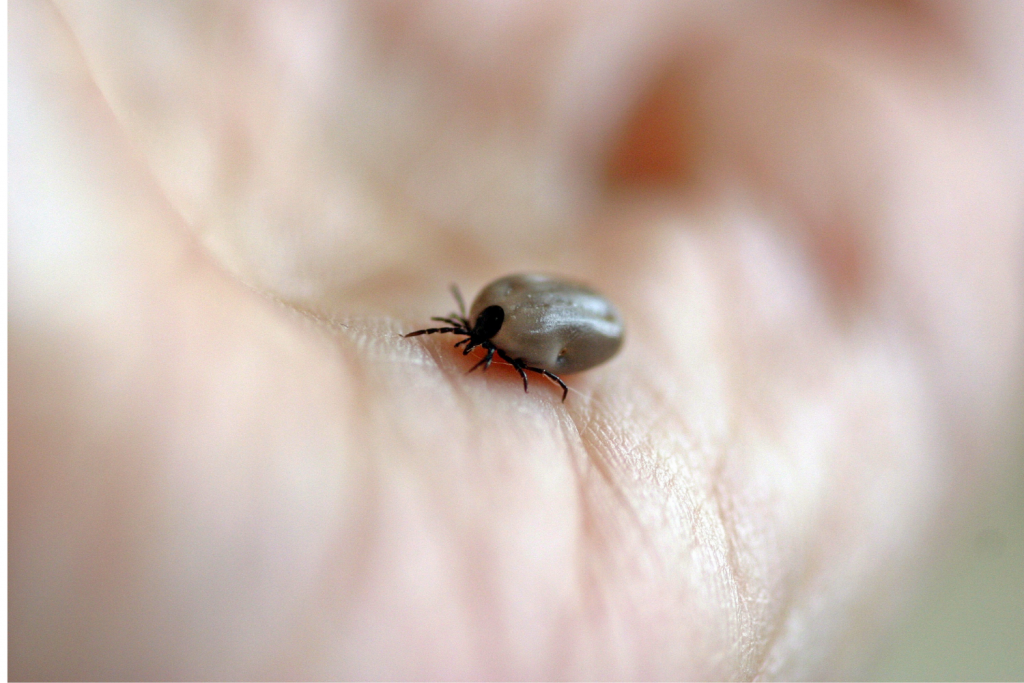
760, 344, 937, 678
523, 419, 593, 675
749, 446, 810, 679
370, 338, 579, 676
714, 249, 807, 679
755, 474, 823, 679
569, 405, 639, 524
732, 409, 817, 675
572, 422, 661, 674
714, 206, 861, 675
575, 368, 743, 675
700, 212, 924, 677
546, 377, 660, 672
219, 319, 365, 677
557, 414, 602, 674
570, 464, 618, 674
456, 413, 560, 674
762, 481, 836, 679
625, 232, 758, 673
709, 444, 762, 677
346, 370, 485, 676
449, 507, 505, 675
570, 414, 663, 670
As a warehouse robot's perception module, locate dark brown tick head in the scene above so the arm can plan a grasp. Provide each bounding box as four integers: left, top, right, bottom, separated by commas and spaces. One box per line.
472, 305, 504, 340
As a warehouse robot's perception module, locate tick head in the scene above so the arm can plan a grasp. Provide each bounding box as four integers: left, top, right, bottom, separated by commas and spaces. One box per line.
472, 305, 504, 340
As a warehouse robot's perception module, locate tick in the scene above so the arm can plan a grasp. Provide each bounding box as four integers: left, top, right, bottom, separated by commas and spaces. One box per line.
405, 274, 625, 401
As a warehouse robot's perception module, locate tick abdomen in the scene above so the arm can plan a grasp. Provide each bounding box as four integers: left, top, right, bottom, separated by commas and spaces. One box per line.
469, 274, 624, 374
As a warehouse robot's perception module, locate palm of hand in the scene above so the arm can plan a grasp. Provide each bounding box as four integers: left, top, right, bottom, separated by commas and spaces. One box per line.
10, 1, 1023, 679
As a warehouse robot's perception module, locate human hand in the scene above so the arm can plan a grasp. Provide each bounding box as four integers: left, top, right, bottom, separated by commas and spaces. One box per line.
10, 1, 1023, 678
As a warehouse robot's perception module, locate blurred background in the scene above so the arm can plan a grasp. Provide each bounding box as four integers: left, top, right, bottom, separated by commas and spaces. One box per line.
872, 437, 1024, 680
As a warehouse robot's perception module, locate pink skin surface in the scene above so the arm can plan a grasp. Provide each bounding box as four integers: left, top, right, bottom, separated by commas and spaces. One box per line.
9, 1, 1024, 679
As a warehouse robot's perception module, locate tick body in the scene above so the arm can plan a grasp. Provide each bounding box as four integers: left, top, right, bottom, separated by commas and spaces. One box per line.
405, 274, 625, 401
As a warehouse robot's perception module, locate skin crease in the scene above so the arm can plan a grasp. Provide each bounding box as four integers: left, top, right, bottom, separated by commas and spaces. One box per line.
8, 0, 1024, 679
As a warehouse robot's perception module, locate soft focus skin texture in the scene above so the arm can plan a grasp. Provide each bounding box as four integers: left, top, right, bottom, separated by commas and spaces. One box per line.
9, 0, 1024, 679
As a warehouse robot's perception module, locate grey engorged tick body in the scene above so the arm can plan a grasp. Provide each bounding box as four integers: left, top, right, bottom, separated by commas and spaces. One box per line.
405, 274, 625, 402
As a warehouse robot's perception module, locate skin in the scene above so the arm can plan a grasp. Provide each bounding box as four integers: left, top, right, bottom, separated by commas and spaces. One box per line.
8, 0, 1024, 679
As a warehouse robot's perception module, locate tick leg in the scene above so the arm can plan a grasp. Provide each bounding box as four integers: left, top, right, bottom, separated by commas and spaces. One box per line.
405, 326, 465, 338
514, 364, 529, 392
444, 312, 471, 328
468, 346, 495, 373
462, 339, 483, 355
527, 367, 569, 402
450, 284, 467, 318
496, 350, 529, 392
432, 316, 464, 327
454, 338, 471, 348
